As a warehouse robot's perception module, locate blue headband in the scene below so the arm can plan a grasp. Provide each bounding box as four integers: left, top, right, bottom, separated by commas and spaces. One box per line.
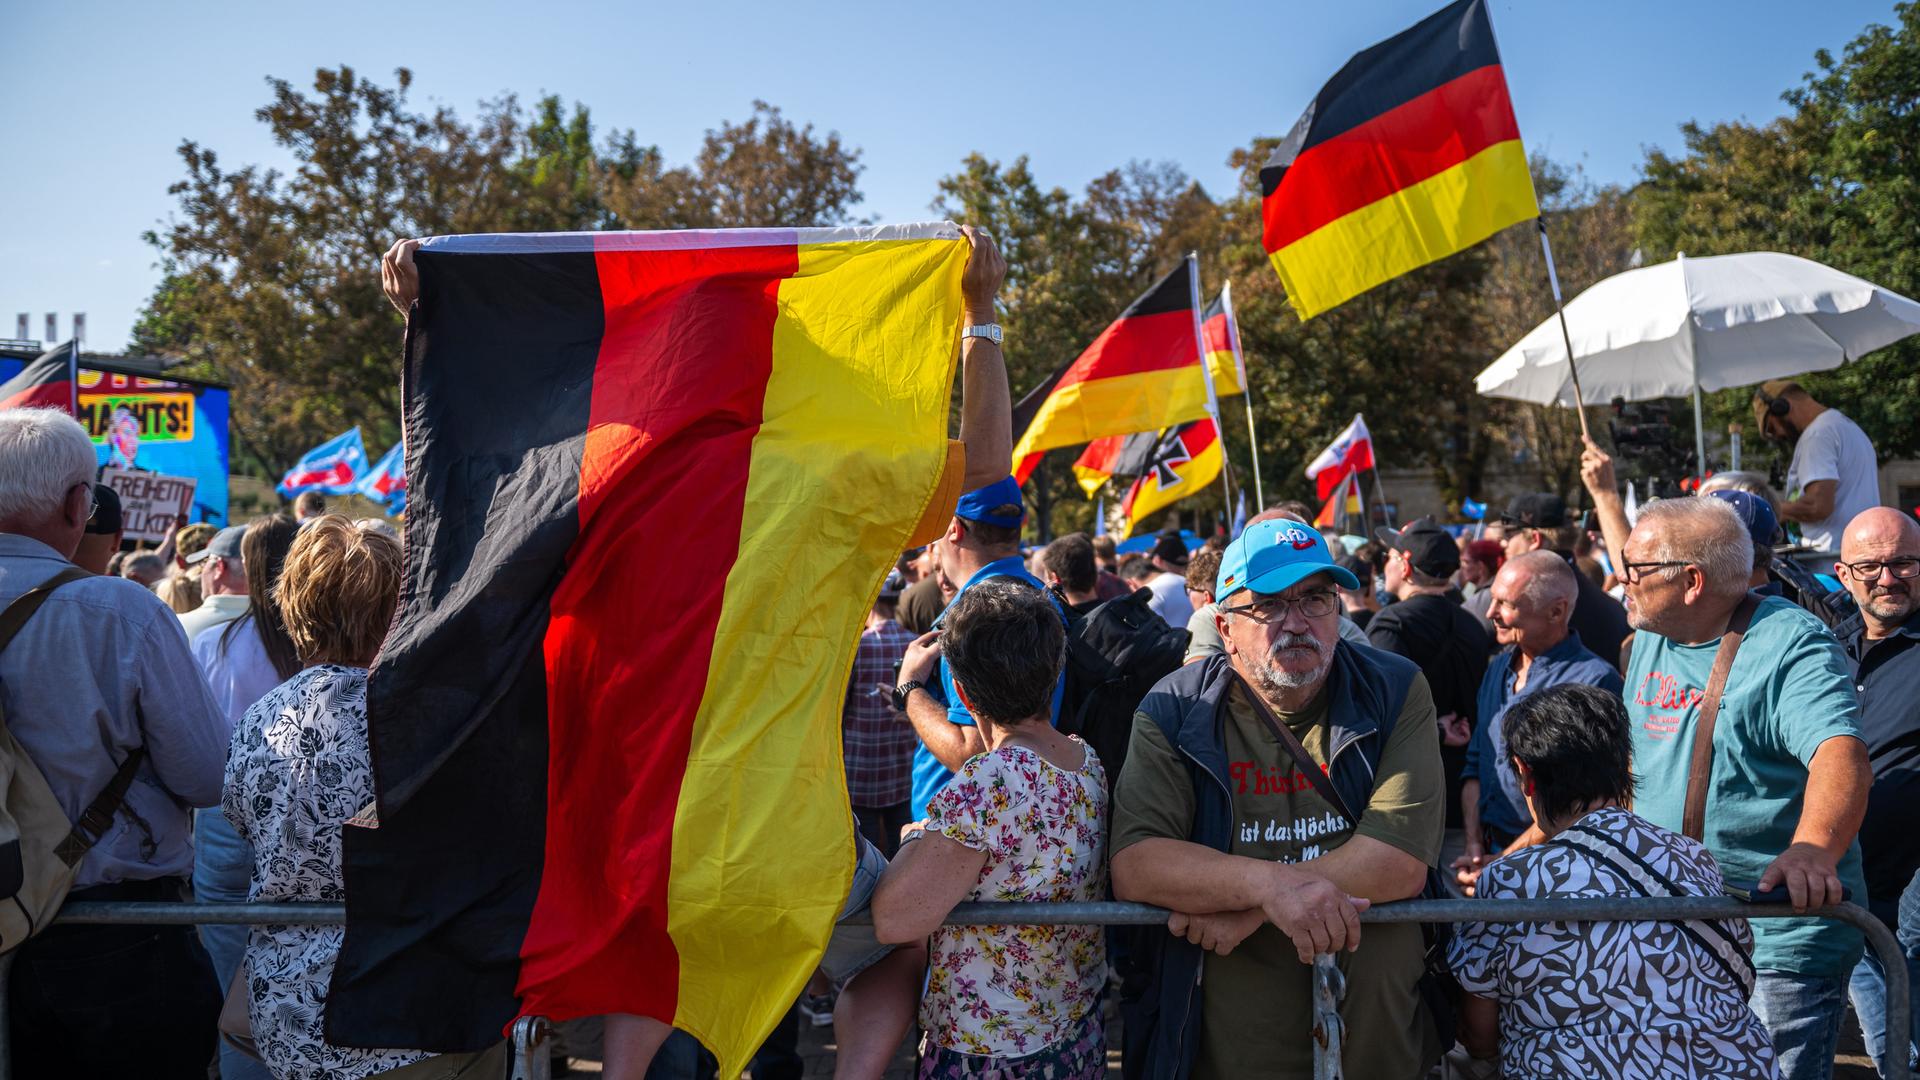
954, 475, 1025, 529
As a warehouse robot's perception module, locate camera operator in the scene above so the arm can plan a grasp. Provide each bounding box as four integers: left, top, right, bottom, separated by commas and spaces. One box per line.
1753, 380, 1880, 553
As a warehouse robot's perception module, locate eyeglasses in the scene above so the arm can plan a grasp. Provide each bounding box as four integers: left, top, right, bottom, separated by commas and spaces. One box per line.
74, 483, 96, 523
1839, 557, 1920, 581
1618, 559, 1691, 585
1218, 589, 1340, 623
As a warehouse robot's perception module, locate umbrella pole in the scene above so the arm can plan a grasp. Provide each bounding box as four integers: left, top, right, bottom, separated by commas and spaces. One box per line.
1536, 221, 1594, 442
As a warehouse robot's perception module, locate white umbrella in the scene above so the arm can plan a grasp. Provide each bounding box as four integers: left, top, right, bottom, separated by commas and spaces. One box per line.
1475, 251, 1920, 472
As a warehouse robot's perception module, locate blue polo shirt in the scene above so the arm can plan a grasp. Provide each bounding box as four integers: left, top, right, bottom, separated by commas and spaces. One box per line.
1838, 609, 1920, 926
908, 556, 1067, 818
1463, 632, 1623, 841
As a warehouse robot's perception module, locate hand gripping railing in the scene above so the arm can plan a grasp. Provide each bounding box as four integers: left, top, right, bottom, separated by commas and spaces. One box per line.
6, 897, 1905, 1080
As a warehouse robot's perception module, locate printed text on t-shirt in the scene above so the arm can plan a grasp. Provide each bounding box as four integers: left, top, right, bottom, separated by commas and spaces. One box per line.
1229, 759, 1330, 795
1237, 811, 1351, 863
1633, 670, 1703, 741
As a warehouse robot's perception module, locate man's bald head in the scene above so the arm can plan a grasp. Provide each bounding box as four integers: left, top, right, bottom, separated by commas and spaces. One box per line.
1839, 507, 1920, 633
1502, 550, 1578, 615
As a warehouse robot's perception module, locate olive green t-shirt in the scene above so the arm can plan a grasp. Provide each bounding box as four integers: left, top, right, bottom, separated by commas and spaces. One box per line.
1111, 673, 1445, 1080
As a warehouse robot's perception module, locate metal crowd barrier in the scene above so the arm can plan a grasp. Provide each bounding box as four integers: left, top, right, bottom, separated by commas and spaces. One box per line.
2, 898, 1904, 1080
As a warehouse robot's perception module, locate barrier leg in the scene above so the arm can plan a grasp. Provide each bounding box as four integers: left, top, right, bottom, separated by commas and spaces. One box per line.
1834, 905, 1913, 1080
509, 1015, 552, 1080
1312, 953, 1344, 1080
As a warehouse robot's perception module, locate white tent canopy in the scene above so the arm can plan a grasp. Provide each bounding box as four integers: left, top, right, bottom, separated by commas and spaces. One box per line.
1475, 251, 1920, 471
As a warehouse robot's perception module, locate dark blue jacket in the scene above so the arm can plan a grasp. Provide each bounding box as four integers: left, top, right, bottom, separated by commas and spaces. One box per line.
1130, 642, 1420, 1080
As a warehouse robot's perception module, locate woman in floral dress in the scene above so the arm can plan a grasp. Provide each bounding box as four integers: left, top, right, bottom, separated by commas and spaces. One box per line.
223, 516, 431, 1080
872, 580, 1108, 1079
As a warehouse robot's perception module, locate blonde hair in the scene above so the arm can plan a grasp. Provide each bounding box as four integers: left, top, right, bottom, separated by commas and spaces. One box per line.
274, 513, 402, 666
153, 571, 202, 614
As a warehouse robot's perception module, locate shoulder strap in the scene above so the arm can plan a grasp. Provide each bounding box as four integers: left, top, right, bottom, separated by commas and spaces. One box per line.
0, 567, 92, 654
1236, 672, 1361, 824
0, 566, 150, 868
1682, 592, 1762, 841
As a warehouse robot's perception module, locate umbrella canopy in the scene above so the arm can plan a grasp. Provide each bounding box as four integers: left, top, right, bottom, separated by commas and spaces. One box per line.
1476, 251, 1920, 407
1476, 250, 1920, 477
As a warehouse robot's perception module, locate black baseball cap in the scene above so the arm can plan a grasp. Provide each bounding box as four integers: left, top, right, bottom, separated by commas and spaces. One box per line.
1152, 530, 1190, 567
1499, 493, 1569, 529
84, 483, 122, 535
1373, 518, 1460, 578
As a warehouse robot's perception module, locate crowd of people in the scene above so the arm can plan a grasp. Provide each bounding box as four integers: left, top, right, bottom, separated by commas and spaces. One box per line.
3, 228, 1917, 1080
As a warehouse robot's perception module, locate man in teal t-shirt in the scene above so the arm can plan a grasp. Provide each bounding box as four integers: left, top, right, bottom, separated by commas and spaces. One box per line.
1588, 464, 1873, 1080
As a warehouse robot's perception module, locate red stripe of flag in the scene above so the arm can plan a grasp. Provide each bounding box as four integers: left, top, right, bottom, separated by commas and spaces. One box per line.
516, 242, 797, 1022
1047, 309, 1198, 394
1263, 64, 1520, 252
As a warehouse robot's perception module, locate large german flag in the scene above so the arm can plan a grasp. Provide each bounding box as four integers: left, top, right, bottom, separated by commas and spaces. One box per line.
328, 225, 970, 1075
1010, 256, 1239, 483
0, 341, 77, 412
1260, 0, 1538, 318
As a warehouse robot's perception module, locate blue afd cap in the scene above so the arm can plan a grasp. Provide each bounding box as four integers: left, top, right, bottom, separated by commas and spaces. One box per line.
1216, 518, 1361, 601
954, 475, 1025, 529
1708, 489, 1779, 549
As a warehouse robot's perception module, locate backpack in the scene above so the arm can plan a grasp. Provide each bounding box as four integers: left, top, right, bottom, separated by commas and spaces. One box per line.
1051, 585, 1190, 793
0, 567, 147, 952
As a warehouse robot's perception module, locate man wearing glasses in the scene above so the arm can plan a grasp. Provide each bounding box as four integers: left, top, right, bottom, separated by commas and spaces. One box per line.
1581, 441, 1870, 1080
1833, 507, 1920, 1076
1111, 519, 1445, 1080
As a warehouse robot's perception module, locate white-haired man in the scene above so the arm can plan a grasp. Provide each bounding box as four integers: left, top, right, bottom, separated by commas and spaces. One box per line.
0, 407, 228, 1077
1453, 551, 1622, 892
1583, 440, 1871, 1080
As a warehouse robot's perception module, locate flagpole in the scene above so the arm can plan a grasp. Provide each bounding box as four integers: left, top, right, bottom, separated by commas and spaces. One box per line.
1186, 253, 1236, 516
1536, 220, 1593, 442
1220, 281, 1265, 510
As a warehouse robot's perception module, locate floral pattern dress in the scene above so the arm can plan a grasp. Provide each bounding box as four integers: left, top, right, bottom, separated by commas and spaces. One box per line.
223, 665, 431, 1080
920, 740, 1108, 1075
1448, 805, 1778, 1079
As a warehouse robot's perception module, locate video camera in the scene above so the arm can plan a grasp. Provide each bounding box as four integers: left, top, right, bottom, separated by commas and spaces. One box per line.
1608, 397, 1694, 499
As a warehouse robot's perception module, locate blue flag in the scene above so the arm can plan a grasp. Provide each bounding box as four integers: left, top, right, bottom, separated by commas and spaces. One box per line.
278, 427, 370, 497
358, 441, 407, 514
1231, 488, 1249, 538
1461, 497, 1486, 521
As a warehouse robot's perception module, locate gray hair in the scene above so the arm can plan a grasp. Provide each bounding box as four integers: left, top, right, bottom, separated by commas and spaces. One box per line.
1636, 497, 1751, 598
1506, 550, 1577, 614
0, 409, 97, 523
1698, 470, 1780, 515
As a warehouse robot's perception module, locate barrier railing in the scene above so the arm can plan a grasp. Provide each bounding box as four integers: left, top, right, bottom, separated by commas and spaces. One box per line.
9, 898, 1905, 1080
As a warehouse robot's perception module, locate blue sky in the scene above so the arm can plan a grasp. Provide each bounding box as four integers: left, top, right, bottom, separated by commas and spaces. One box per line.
1, 0, 1896, 351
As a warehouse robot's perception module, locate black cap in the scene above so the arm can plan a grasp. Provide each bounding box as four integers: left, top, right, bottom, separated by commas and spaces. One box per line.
1152, 530, 1190, 567
1499, 493, 1569, 528
84, 483, 122, 535
1374, 518, 1460, 578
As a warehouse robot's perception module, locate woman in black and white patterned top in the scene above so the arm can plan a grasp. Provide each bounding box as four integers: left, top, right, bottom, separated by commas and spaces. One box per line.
1447, 684, 1778, 1080
223, 516, 429, 1080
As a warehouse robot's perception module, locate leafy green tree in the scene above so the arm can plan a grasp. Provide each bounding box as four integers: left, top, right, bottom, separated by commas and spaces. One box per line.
135, 68, 866, 473
1635, 3, 1920, 463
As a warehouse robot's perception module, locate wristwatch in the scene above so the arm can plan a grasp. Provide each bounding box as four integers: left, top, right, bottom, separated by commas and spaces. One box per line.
961, 323, 1003, 347
892, 680, 927, 712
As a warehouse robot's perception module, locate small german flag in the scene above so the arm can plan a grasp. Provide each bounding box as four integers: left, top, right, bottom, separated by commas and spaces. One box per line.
0, 341, 78, 413
1261, 0, 1538, 318
1010, 256, 1238, 483
1116, 418, 1222, 538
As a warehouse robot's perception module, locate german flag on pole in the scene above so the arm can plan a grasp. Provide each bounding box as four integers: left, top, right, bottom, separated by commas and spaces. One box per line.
1260, 0, 1538, 318
0, 340, 78, 412
328, 225, 970, 1074
1010, 256, 1239, 483
1115, 418, 1223, 538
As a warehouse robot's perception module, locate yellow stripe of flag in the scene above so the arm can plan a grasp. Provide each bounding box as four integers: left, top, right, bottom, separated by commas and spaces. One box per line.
667, 236, 967, 1075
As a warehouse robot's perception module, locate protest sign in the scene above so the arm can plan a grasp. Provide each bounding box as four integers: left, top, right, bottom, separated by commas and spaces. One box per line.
103, 467, 197, 543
